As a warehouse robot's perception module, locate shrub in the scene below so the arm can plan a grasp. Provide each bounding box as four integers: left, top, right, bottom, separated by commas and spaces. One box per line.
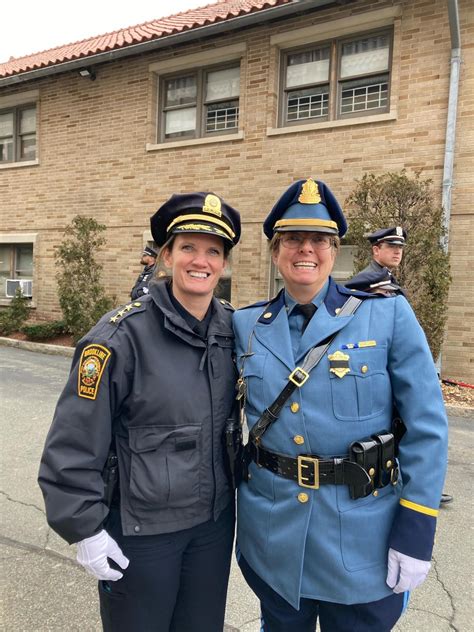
55, 216, 116, 343
345, 171, 451, 360
0, 289, 30, 336
21, 320, 66, 341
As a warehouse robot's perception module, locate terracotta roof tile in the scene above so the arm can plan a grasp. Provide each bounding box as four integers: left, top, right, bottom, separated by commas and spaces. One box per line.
1, 0, 289, 78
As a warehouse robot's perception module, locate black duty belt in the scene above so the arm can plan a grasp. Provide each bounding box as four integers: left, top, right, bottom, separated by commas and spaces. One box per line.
248, 432, 398, 499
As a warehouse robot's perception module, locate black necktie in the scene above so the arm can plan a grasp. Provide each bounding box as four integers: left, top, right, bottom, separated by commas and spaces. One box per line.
297, 303, 317, 332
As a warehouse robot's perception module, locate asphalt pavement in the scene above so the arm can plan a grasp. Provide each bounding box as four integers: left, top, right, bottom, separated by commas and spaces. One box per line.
1, 344, 472, 631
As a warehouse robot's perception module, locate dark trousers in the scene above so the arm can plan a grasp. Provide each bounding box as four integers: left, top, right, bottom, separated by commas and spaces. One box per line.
239, 554, 406, 632
99, 503, 235, 632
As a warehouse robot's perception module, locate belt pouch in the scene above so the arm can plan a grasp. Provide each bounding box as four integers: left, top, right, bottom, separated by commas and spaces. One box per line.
349, 438, 379, 499
372, 432, 396, 487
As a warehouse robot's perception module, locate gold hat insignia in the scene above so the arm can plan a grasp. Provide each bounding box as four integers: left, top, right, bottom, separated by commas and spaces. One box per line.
298, 179, 321, 204
203, 194, 222, 217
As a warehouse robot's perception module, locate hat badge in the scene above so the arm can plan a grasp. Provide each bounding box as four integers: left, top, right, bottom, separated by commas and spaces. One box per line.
202, 194, 222, 217
298, 179, 321, 205
396, 226, 403, 237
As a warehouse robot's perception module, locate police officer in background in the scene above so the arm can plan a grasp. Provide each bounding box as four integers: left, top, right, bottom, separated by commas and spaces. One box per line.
39, 192, 241, 631
130, 245, 157, 299
233, 179, 448, 631
345, 226, 406, 296
346, 228, 453, 505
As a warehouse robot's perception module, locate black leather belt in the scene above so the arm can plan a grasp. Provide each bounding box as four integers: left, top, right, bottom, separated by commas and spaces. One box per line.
249, 442, 372, 491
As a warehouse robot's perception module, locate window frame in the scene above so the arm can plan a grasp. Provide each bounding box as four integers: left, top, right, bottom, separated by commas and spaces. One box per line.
0, 242, 34, 301
0, 103, 37, 164
279, 27, 393, 128
159, 61, 241, 143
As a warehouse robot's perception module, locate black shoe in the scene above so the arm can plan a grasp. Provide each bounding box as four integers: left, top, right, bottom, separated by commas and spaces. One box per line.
440, 493, 453, 505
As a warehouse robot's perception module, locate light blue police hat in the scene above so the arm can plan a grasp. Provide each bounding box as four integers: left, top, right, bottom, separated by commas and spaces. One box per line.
263, 179, 347, 239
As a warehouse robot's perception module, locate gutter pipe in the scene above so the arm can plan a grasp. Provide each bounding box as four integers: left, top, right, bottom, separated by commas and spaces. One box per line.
441, 0, 461, 252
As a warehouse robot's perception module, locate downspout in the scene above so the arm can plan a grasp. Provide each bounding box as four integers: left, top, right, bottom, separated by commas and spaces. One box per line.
438, 0, 461, 375
441, 0, 461, 252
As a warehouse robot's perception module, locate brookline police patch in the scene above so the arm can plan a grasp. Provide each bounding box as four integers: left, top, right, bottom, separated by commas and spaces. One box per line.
78, 344, 111, 399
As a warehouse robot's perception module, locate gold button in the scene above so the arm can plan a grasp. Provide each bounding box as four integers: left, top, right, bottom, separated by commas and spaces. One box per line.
373, 490, 379, 497
293, 435, 305, 445
368, 467, 375, 477
290, 402, 300, 413
335, 307, 341, 314
134, 302, 141, 307
361, 365, 368, 374
386, 460, 392, 469
263, 312, 272, 319
297, 492, 309, 503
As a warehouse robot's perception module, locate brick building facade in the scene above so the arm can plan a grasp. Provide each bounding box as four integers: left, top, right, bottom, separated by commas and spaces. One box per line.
1, 0, 472, 380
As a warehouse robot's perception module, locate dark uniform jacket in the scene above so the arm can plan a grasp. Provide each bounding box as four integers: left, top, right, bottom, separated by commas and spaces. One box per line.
345, 260, 406, 296
38, 281, 236, 544
130, 263, 156, 300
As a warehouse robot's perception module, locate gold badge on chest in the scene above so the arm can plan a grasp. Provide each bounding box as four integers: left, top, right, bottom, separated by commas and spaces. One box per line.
328, 350, 350, 378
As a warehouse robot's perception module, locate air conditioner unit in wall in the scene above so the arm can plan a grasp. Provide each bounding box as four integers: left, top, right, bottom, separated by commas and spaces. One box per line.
5, 279, 33, 298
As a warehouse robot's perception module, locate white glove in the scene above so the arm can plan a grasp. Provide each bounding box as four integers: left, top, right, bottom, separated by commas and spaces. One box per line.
386, 548, 431, 593
76, 529, 129, 581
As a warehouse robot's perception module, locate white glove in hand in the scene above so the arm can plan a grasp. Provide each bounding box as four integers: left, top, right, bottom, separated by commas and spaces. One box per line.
76, 529, 129, 581
386, 548, 431, 593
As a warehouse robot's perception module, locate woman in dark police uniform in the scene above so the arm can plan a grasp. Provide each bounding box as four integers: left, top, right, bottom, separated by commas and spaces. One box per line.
233, 178, 447, 632
39, 192, 240, 632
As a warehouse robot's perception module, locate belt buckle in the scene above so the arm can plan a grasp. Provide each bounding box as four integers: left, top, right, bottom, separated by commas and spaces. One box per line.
297, 455, 319, 489
289, 367, 309, 387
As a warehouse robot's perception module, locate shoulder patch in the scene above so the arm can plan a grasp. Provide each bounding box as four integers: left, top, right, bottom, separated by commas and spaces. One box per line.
109, 301, 147, 325
78, 344, 111, 400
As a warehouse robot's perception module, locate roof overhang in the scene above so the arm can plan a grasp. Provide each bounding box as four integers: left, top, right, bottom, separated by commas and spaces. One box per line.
1, 0, 352, 87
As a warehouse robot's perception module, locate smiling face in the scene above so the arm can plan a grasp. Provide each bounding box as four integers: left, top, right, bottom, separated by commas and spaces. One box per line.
272, 231, 337, 302
372, 242, 404, 269
162, 233, 227, 308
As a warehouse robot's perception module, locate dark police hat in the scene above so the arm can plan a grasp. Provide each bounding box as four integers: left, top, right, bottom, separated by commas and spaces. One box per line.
263, 178, 347, 240
142, 246, 158, 258
150, 192, 241, 248
346, 267, 401, 293
367, 226, 407, 246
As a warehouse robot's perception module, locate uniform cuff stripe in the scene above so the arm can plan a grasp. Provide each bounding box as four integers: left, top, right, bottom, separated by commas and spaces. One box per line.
400, 498, 438, 517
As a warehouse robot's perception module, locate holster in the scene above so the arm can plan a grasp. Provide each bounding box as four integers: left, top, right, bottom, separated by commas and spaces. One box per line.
349, 438, 379, 499
102, 450, 119, 507
372, 432, 398, 487
224, 402, 244, 490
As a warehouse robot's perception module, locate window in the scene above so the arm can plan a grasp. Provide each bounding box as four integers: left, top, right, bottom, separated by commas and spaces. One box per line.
0, 244, 33, 299
280, 30, 391, 126
160, 64, 240, 142
0, 105, 37, 163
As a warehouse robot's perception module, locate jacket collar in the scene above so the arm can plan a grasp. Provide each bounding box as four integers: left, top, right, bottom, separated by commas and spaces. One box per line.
149, 281, 233, 343
252, 278, 364, 369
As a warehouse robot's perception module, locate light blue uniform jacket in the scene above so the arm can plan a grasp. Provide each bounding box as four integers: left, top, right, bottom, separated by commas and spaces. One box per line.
233, 278, 448, 608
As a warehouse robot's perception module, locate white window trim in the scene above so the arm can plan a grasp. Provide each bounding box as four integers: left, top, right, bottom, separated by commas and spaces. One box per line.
268, 6, 401, 134
148, 43, 246, 150
0, 233, 38, 307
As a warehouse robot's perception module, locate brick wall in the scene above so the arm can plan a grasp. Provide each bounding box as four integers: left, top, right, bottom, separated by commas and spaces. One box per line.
1, 0, 472, 380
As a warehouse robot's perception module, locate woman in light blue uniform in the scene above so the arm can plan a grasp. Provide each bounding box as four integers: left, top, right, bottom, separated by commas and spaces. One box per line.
233, 178, 448, 631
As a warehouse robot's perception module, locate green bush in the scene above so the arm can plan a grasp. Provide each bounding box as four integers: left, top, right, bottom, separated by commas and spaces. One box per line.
0, 289, 30, 336
55, 216, 116, 344
21, 320, 66, 341
345, 171, 451, 360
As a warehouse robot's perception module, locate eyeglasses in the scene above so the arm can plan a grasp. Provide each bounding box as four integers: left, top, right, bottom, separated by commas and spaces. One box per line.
280, 233, 333, 250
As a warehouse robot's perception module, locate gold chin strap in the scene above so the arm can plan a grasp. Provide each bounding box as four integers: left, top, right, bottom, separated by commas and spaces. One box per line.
274, 218, 338, 231
167, 213, 235, 239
